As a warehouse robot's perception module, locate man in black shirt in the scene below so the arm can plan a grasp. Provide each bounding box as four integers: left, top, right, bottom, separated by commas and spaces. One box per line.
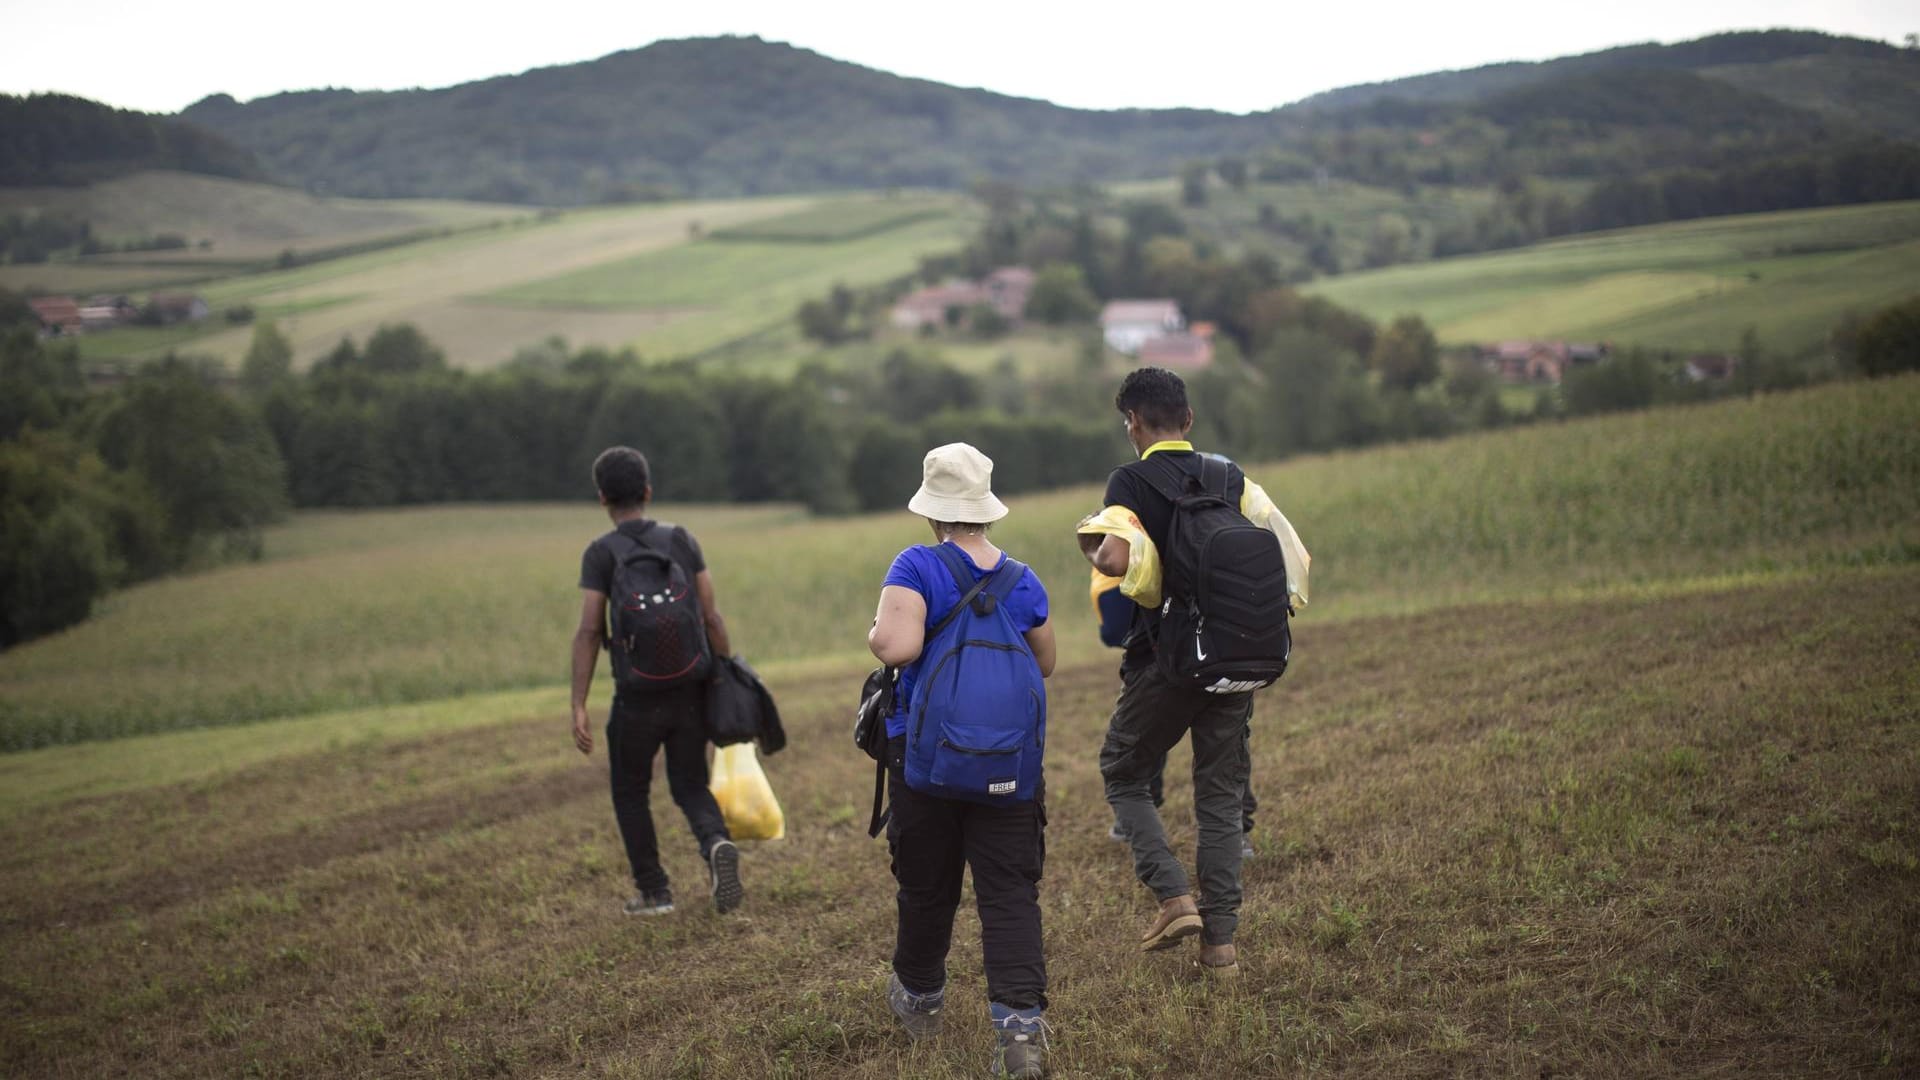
1081, 367, 1256, 976
571, 446, 743, 917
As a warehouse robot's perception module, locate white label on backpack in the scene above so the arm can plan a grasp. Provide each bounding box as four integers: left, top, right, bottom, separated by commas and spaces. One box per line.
1206, 677, 1272, 694
988, 780, 1017, 795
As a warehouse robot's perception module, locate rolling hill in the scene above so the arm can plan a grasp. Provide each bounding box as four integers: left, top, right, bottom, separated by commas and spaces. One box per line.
0, 92, 263, 186
1308, 200, 1920, 354
172, 31, 1914, 205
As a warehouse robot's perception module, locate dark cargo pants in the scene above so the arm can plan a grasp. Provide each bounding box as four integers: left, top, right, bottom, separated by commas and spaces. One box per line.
1100, 664, 1253, 946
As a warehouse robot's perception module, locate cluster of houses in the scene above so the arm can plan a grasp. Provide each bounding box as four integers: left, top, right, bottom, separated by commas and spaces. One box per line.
26, 292, 210, 337
890, 266, 1215, 368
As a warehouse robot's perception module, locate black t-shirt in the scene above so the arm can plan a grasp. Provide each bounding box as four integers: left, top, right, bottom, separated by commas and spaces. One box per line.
1103, 449, 1246, 673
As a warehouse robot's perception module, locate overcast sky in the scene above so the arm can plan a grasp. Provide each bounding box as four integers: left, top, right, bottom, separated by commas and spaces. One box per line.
4, 0, 1915, 115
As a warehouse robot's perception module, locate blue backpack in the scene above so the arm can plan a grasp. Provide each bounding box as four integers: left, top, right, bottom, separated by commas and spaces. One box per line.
902, 546, 1047, 804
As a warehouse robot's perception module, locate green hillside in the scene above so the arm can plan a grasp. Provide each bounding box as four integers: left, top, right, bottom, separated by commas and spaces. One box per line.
16, 189, 972, 370
1309, 201, 1920, 352
173, 32, 1911, 206
0, 93, 263, 186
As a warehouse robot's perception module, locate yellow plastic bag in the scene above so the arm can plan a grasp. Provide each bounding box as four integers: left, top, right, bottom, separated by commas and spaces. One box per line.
1075, 505, 1164, 609
710, 742, 785, 840
1241, 480, 1312, 611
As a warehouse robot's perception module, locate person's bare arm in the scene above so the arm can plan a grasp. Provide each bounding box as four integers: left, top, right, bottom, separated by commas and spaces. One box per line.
571, 589, 607, 755
1090, 534, 1130, 578
869, 585, 928, 667
695, 569, 732, 658
1024, 619, 1057, 678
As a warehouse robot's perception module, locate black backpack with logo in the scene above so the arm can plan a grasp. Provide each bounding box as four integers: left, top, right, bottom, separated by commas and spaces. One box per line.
605, 522, 713, 694
1139, 454, 1291, 694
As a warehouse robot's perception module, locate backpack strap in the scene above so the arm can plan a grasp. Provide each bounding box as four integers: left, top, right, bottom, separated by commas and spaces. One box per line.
1198, 454, 1230, 499
1139, 453, 1195, 506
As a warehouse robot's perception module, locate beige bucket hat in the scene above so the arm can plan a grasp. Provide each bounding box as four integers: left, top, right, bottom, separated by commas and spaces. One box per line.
908, 442, 1009, 523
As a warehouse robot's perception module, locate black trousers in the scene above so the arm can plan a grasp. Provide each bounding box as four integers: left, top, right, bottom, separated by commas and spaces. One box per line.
886, 739, 1047, 1011
606, 684, 728, 894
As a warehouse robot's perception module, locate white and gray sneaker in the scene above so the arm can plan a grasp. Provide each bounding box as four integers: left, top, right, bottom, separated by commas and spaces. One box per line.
708, 840, 744, 914
887, 972, 945, 1040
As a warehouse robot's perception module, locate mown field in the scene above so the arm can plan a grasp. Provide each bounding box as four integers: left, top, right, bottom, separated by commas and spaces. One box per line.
4, 376, 1914, 752
0, 171, 526, 295
0, 378, 1915, 1077
4, 183, 974, 371
1311, 200, 1920, 354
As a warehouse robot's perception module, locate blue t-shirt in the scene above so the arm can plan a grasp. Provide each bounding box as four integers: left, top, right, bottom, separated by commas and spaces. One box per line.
882, 542, 1050, 738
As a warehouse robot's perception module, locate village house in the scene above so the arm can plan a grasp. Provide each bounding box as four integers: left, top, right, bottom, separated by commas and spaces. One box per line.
1100, 299, 1184, 355
26, 296, 82, 337
890, 266, 1036, 331
1137, 321, 1216, 370
1482, 340, 1609, 383
150, 292, 210, 324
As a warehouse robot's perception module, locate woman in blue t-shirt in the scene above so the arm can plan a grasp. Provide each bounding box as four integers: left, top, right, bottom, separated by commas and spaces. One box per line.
867, 442, 1055, 1079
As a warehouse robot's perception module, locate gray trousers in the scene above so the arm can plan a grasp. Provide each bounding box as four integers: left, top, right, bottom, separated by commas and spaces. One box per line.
1099, 663, 1254, 946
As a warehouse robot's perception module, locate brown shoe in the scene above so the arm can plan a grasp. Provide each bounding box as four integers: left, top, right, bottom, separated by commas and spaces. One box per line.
1140, 895, 1203, 952
1199, 942, 1239, 978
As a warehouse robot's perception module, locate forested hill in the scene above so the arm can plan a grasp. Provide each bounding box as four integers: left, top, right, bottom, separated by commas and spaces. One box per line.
167, 31, 1917, 206
0, 94, 264, 187
1296, 29, 1920, 138
179, 37, 1281, 204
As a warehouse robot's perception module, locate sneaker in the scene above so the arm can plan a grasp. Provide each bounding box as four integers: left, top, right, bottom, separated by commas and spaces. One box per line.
1240, 834, 1256, 859
623, 889, 673, 916
989, 1003, 1048, 1078
1199, 941, 1240, 979
886, 972, 944, 1040
1140, 894, 1203, 952
708, 839, 743, 914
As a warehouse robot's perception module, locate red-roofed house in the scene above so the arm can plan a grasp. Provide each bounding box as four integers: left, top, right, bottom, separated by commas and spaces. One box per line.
1100, 299, 1184, 355
890, 266, 1035, 331
27, 296, 82, 336
150, 293, 210, 324
1482, 340, 1609, 383
1139, 321, 1215, 370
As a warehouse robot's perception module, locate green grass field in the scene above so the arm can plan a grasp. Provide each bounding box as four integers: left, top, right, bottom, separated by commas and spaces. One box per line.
0, 376, 1915, 1075
4, 377, 1915, 752
7, 184, 974, 371
485, 203, 974, 360
708, 197, 952, 242
1311, 201, 1920, 354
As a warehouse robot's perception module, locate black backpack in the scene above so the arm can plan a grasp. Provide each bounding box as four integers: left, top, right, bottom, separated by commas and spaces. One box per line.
604, 523, 713, 694
1140, 454, 1291, 694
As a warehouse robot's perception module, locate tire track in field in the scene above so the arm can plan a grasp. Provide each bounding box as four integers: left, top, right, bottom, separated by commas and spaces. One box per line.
0, 717, 598, 934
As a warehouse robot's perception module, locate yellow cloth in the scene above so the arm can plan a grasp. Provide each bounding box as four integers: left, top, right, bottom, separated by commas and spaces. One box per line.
1075, 505, 1163, 609
1075, 477, 1311, 613
1089, 568, 1125, 612
709, 742, 785, 840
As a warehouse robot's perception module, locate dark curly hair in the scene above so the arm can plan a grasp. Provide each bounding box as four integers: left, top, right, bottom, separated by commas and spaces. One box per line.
592, 446, 651, 509
1114, 366, 1191, 432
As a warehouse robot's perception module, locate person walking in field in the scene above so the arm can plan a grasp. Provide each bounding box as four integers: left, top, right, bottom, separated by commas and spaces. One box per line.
1080, 367, 1296, 978
868, 442, 1056, 1079
570, 446, 744, 917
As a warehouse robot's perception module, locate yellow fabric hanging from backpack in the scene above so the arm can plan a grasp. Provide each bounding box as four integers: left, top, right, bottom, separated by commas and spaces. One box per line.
710, 742, 785, 840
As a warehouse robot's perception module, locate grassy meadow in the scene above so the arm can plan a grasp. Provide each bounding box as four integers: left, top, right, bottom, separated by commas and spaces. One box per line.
4, 376, 1914, 752
1, 378, 1916, 1077
7, 182, 975, 371
0, 171, 528, 295
1311, 200, 1920, 354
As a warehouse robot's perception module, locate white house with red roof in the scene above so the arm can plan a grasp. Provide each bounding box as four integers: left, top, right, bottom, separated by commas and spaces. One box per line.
1100, 299, 1184, 355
